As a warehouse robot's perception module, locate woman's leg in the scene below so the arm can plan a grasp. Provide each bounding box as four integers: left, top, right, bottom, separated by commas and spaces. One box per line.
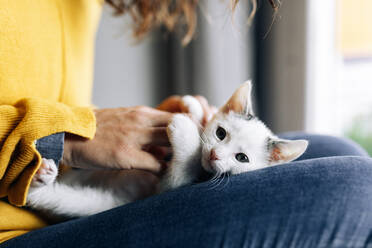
4, 156, 372, 248
279, 132, 369, 160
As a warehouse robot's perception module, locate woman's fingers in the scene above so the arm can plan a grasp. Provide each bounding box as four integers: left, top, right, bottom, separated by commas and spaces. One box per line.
147, 146, 172, 162
149, 111, 173, 127
139, 127, 170, 146
139, 107, 173, 127
66, 106, 175, 172
121, 148, 164, 173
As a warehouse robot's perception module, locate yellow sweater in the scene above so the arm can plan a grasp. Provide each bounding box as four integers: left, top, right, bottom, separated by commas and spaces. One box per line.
0, 0, 102, 242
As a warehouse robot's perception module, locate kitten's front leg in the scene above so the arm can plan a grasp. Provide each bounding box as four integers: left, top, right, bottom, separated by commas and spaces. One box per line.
159, 114, 202, 192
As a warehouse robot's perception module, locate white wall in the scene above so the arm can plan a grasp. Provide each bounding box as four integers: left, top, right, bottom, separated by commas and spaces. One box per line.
93, 6, 157, 108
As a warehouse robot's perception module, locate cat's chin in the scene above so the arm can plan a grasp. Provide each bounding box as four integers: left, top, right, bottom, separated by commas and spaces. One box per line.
201, 157, 215, 174
201, 157, 223, 175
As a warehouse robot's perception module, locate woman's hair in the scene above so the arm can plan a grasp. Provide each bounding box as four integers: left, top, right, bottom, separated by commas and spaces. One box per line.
105, 0, 279, 45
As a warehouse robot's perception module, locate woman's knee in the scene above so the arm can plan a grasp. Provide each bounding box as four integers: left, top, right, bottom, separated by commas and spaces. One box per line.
185, 156, 372, 247
279, 132, 369, 160
298, 156, 372, 246
310, 156, 372, 190
180, 156, 372, 223
195, 156, 372, 199
272, 156, 372, 211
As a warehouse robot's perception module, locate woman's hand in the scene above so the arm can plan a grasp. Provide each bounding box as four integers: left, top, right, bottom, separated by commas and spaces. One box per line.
157, 95, 217, 127
62, 106, 173, 173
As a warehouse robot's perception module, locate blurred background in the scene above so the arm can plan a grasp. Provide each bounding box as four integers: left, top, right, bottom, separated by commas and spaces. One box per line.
93, 0, 372, 156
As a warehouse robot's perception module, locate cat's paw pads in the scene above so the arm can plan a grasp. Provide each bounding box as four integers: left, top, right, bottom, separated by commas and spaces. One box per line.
182, 96, 204, 123
31, 158, 58, 188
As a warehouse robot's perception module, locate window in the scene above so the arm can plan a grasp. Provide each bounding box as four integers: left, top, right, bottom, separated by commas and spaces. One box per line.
306, 0, 372, 155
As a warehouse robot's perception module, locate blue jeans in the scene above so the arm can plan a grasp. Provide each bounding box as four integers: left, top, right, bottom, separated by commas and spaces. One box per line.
3, 133, 372, 248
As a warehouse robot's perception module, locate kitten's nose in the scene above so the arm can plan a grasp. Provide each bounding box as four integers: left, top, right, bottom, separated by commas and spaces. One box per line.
210, 149, 219, 161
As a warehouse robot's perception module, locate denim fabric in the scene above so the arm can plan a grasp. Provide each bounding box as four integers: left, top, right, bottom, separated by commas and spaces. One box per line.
3, 134, 372, 248
35, 132, 65, 166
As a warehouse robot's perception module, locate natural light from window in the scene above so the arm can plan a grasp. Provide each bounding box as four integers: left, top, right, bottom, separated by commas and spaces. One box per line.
306, 0, 372, 155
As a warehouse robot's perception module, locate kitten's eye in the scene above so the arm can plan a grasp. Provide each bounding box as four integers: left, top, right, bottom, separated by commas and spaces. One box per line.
235, 153, 249, 163
216, 127, 226, 140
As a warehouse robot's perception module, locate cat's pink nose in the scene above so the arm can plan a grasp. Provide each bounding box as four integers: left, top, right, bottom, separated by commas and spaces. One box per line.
210, 150, 219, 161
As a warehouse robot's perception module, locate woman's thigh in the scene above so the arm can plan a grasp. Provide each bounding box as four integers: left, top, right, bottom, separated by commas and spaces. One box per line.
3, 156, 372, 248
279, 132, 369, 160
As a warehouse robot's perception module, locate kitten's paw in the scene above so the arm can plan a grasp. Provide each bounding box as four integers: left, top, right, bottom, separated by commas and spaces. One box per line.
31, 158, 58, 188
168, 114, 196, 144
182, 96, 204, 123
167, 114, 200, 155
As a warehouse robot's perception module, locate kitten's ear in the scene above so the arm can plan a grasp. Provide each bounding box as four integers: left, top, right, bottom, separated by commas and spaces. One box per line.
220, 81, 254, 116
268, 138, 308, 165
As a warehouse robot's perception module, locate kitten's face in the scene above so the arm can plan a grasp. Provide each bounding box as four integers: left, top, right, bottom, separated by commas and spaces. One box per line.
201, 112, 272, 175
200, 81, 308, 175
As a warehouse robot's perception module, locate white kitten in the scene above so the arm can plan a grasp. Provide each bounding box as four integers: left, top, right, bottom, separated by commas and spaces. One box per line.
27, 81, 308, 218
158, 81, 308, 191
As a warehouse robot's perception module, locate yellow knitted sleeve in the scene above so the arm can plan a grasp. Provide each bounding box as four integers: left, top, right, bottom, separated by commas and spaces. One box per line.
0, 98, 96, 206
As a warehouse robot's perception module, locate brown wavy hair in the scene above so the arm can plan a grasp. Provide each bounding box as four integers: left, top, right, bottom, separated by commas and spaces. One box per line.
105, 0, 280, 45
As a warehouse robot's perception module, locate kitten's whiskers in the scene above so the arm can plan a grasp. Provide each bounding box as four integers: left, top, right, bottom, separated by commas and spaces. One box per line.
206, 170, 221, 190
208, 165, 226, 190
221, 172, 231, 190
